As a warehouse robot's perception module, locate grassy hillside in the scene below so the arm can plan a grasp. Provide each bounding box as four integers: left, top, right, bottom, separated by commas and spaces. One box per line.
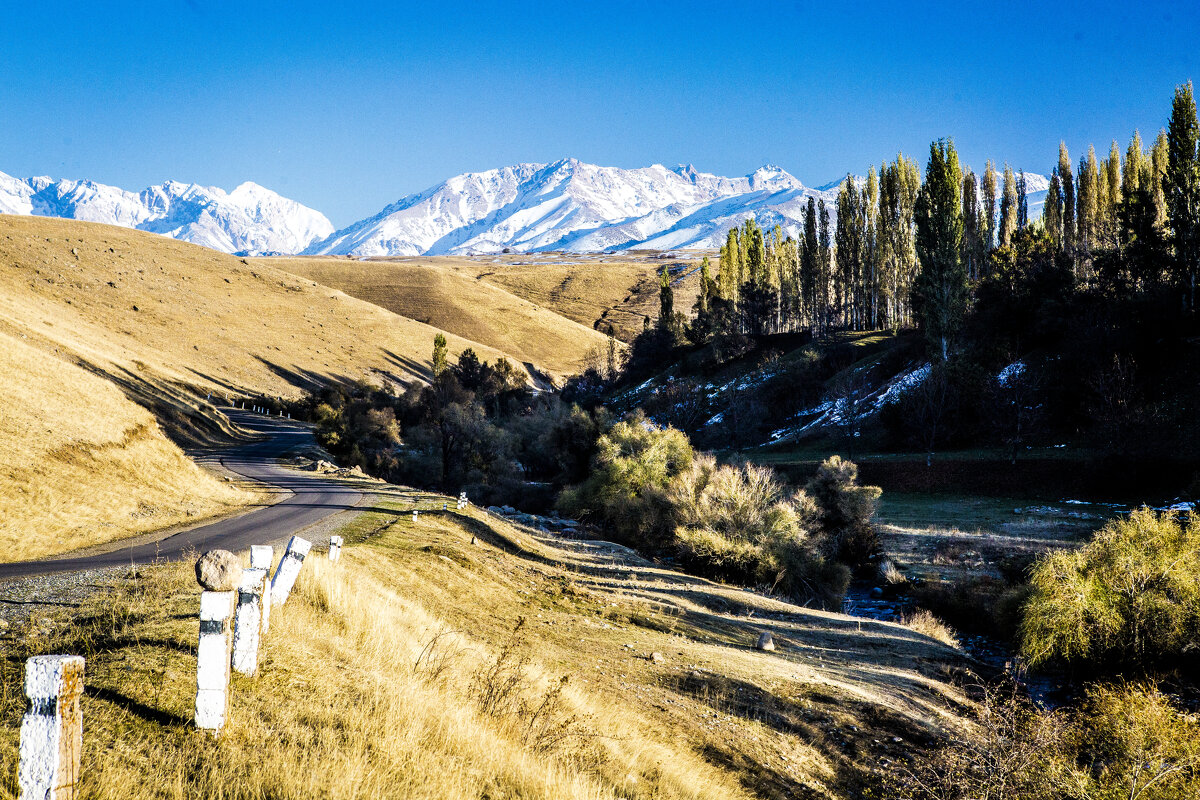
0, 488, 968, 799
260, 255, 615, 377
289, 251, 706, 343
0, 215, 521, 411
0, 330, 255, 560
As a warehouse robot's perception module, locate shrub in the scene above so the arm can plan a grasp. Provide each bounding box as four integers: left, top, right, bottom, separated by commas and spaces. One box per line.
669, 455, 846, 608
803, 455, 882, 567
1021, 508, 1200, 670
556, 411, 693, 547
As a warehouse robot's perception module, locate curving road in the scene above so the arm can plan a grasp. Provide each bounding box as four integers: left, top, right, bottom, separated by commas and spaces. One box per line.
0, 409, 363, 580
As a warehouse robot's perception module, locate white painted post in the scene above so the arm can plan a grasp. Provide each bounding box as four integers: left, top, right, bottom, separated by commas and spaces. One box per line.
270, 536, 311, 607
19, 655, 84, 800
412, 510, 419, 524
195, 591, 235, 733
328, 535, 343, 563
231, 568, 268, 677
249, 545, 274, 632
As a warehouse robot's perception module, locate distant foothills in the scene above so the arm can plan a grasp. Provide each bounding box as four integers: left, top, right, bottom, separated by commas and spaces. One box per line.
0, 159, 1050, 258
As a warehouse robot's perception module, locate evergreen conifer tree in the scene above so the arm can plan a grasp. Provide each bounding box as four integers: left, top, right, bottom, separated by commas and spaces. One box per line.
432, 333, 448, 379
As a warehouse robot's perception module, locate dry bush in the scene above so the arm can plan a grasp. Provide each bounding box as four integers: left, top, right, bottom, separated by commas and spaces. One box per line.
885, 684, 1084, 800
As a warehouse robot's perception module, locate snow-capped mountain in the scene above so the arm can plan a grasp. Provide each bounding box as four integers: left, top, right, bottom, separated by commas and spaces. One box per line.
305, 159, 816, 257
306, 159, 1049, 257
0, 172, 332, 255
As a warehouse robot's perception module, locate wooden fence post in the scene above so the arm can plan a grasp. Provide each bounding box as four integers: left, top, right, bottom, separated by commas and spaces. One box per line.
270, 536, 311, 607
19, 655, 84, 800
195, 591, 235, 733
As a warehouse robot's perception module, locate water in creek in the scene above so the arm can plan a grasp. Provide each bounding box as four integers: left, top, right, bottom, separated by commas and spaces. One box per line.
841, 583, 1073, 708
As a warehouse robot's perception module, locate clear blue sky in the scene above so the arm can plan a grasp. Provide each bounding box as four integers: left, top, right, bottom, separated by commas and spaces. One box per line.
2, 1, 1195, 227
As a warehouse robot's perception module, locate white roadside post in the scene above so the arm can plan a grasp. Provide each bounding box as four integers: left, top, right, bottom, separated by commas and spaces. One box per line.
270, 536, 312, 607
328, 535, 343, 563
231, 568, 269, 677
412, 510, 419, 524
195, 591, 236, 733
19, 655, 84, 800
250, 545, 274, 632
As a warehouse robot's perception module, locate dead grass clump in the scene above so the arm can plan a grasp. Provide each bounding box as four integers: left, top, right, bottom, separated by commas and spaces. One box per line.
901, 610, 960, 648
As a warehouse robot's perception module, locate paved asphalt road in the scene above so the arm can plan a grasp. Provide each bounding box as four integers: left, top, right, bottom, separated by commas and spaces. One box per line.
0, 409, 363, 580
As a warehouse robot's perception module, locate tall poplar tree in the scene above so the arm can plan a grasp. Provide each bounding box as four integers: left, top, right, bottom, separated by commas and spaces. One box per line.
961, 170, 981, 281
913, 139, 966, 361
1164, 80, 1200, 310
982, 161, 998, 254
801, 197, 819, 332
1059, 143, 1077, 258
1046, 169, 1063, 248
1152, 130, 1170, 227
835, 175, 862, 328
1016, 170, 1029, 233
999, 163, 1018, 248
818, 199, 833, 332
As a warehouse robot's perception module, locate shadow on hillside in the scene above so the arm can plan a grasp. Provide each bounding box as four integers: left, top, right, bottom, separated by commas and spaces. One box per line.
72, 358, 256, 448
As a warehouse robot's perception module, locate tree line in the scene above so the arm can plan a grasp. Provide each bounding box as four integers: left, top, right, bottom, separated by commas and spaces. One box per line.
659, 81, 1199, 361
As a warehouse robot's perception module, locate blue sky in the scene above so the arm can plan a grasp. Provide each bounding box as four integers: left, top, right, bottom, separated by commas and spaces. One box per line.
2, 1, 1195, 226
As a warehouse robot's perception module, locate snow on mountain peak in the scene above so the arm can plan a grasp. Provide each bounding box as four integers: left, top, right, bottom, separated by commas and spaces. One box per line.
0, 172, 332, 255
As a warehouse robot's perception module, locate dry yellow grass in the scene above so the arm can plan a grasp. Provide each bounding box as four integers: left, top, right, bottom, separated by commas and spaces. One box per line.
0, 493, 970, 798
286, 251, 706, 343
0, 330, 254, 560
0, 215, 522, 405
262, 256, 615, 376
0, 215, 555, 558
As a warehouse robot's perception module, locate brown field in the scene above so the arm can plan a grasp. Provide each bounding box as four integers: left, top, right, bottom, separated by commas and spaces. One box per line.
284, 250, 707, 344
260, 255, 615, 376
0, 215, 522, 407
0, 488, 969, 799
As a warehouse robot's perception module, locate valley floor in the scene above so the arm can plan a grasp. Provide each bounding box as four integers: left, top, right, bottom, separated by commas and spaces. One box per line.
0, 478, 971, 799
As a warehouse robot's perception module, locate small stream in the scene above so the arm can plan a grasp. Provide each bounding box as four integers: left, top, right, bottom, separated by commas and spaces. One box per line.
841, 583, 1073, 708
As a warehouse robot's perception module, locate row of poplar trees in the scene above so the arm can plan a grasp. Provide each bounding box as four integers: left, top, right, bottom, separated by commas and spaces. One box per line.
683, 80, 1200, 357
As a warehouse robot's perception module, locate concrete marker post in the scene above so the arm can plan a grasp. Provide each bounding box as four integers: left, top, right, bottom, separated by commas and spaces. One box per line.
270, 536, 312, 607
19, 655, 84, 800
195, 591, 236, 733
231, 568, 269, 677
249, 545, 274, 632
328, 535, 343, 563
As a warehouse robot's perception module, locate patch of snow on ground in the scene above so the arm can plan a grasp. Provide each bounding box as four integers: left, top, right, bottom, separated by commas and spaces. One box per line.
997, 360, 1026, 387
873, 363, 930, 409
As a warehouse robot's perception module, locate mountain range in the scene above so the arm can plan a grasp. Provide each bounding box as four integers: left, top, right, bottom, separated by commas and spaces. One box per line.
0, 172, 332, 256
0, 161, 1048, 257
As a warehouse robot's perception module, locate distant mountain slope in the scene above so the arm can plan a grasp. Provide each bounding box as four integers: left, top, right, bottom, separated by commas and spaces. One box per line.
258, 255, 616, 374
306, 159, 1050, 257
0, 171, 332, 255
